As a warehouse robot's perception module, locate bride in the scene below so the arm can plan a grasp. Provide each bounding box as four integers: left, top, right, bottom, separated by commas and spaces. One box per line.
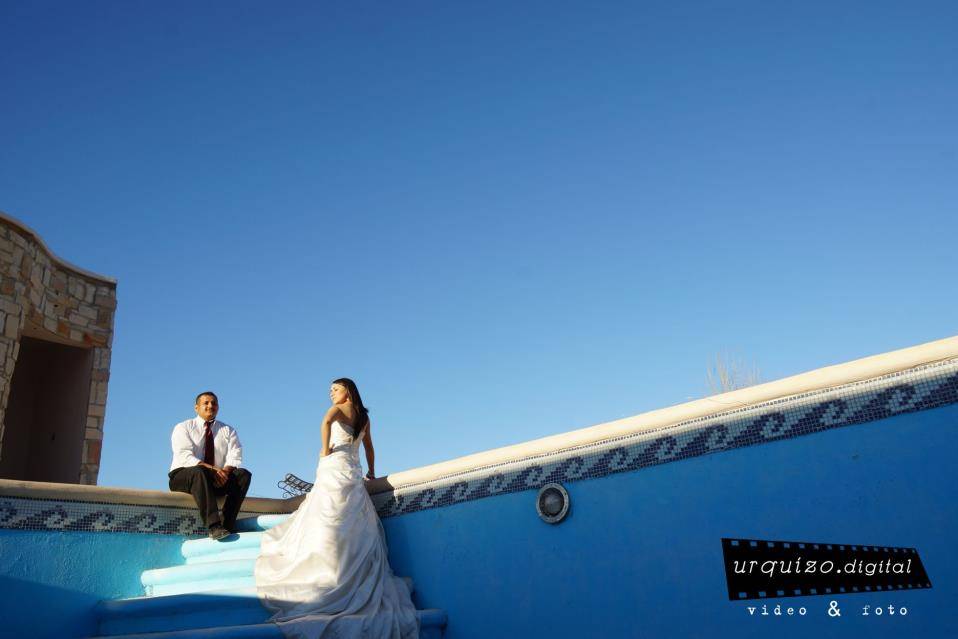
255, 378, 419, 639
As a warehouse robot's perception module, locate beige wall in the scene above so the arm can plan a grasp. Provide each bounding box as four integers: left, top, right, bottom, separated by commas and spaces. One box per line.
0, 211, 116, 485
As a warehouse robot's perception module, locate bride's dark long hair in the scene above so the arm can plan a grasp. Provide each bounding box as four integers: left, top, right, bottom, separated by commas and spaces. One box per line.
332, 377, 370, 431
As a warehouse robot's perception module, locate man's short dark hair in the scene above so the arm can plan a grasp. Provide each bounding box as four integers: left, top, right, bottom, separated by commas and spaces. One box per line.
195, 391, 218, 404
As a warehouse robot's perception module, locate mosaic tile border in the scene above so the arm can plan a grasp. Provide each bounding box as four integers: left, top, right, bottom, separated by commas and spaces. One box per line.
371, 358, 958, 519
4, 358, 955, 531
0, 494, 263, 535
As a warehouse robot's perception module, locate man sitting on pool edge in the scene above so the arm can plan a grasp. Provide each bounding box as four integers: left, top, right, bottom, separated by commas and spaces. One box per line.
168, 391, 252, 540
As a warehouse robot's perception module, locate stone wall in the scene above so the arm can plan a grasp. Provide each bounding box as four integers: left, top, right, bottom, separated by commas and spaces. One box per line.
0, 211, 116, 484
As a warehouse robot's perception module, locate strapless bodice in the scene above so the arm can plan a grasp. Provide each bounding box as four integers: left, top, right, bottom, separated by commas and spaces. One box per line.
327, 420, 365, 457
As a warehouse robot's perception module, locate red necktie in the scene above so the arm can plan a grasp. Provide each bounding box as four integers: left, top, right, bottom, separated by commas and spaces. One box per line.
203, 421, 215, 466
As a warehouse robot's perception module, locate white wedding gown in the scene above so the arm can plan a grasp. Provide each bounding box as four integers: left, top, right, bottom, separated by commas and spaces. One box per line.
255, 420, 419, 639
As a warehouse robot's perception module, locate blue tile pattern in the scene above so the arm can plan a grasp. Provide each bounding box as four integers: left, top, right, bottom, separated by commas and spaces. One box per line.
371, 358, 958, 518
2, 358, 955, 533
0, 496, 262, 535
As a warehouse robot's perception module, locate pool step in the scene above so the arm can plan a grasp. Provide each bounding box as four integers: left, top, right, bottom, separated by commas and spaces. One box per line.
181, 531, 264, 561
186, 546, 262, 565
91, 608, 447, 638
142, 558, 256, 596
233, 515, 289, 532
90, 514, 445, 637
92, 622, 283, 639
95, 588, 267, 636
147, 527, 274, 595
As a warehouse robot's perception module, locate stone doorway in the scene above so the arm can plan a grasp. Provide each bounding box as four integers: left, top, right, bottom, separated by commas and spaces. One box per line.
0, 336, 94, 482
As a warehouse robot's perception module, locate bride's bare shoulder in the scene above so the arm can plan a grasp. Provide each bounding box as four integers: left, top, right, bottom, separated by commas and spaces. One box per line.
323, 405, 343, 423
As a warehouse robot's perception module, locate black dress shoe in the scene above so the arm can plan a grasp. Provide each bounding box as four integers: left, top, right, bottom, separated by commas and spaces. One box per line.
208, 524, 229, 541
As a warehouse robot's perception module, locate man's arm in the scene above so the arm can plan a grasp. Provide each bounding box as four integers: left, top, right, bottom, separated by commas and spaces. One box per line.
171, 423, 203, 468
223, 427, 243, 473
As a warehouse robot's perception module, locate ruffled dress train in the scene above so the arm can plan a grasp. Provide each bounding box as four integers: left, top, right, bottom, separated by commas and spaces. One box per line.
255, 421, 419, 639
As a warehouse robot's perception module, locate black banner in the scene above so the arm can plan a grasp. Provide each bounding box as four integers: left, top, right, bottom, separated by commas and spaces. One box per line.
722, 537, 931, 601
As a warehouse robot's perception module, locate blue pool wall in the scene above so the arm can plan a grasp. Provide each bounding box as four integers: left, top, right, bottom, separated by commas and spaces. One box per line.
380, 403, 957, 637
0, 530, 184, 639
0, 346, 954, 639
0, 493, 283, 639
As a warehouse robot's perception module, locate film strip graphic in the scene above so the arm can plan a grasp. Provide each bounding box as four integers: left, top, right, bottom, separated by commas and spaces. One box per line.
722, 537, 931, 601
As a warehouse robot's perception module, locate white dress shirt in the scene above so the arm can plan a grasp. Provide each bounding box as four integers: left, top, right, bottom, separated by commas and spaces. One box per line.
170, 416, 243, 472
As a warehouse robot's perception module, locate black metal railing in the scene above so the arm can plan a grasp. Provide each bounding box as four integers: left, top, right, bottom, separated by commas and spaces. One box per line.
277, 473, 313, 498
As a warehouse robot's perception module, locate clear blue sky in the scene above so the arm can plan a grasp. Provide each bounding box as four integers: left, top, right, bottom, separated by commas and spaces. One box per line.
1, 1, 955, 497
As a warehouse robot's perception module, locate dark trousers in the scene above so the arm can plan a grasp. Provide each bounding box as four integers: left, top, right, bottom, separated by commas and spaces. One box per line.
169, 466, 252, 530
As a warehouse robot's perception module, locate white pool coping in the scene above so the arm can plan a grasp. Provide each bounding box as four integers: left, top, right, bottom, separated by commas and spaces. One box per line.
2, 334, 954, 508
369, 334, 958, 494
0, 478, 294, 512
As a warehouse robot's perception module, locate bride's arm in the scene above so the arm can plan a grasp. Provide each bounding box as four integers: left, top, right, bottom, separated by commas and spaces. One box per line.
320, 406, 338, 457
362, 420, 376, 479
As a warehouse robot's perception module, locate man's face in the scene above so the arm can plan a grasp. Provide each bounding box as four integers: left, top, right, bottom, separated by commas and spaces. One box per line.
195, 394, 219, 422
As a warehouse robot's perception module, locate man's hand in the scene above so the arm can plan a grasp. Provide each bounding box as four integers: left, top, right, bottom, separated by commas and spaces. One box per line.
212, 467, 230, 487
200, 463, 230, 487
